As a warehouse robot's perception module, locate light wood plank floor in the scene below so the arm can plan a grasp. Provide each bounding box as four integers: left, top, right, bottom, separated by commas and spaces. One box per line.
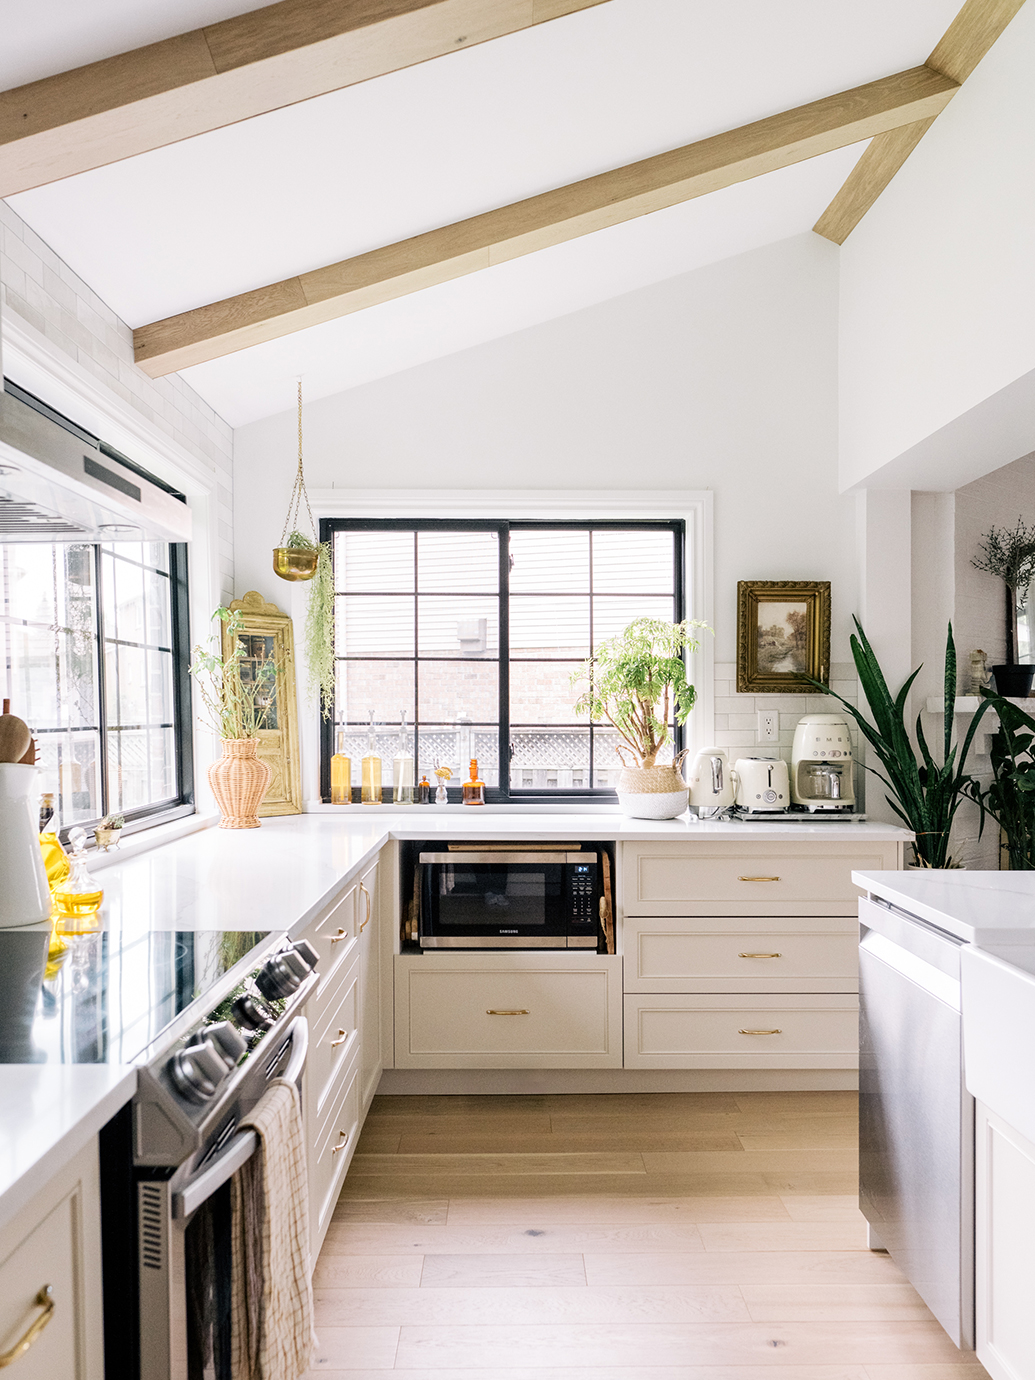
308, 1091, 989, 1379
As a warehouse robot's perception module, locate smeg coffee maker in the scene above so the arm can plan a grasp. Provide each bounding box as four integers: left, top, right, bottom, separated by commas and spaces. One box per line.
790, 714, 855, 811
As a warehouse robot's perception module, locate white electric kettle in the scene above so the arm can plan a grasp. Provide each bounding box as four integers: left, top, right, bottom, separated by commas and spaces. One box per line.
687, 748, 737, 816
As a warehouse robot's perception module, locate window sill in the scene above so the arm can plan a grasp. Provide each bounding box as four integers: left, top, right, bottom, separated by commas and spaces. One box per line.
86, 810, 217, 872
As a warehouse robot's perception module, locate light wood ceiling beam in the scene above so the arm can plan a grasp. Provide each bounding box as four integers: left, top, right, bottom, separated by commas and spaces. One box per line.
0, 0, 610, 197
133, 65, 957, 376
814, 0, 1027, 244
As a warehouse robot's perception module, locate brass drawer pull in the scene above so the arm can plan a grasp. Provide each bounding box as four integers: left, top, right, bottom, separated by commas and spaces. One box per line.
739, 952, 782, 959
330, 1029, 350, 1048
359, 881, 371, 932
331, 1130, 350, 1155
0, 1285, 54, 1368
330, 928, 349, 944
739, 1028, 782, 1035
487, 1009, 529, 1016
738, 876, 780, 882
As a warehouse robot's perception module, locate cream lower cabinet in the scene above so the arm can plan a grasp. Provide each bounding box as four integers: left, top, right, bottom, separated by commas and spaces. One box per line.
620, 839, 901, 1070
394, 952, 623, 1069
297, 852, 382, 1260
976, 1100, 1035, 1380
0, 1139, 103, 1379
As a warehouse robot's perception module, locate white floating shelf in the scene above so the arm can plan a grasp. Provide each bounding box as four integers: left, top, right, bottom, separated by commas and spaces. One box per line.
926, 696, 1035, 713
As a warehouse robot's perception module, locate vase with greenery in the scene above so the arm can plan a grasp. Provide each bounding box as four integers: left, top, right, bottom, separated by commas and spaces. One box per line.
972, 517, 1035, 697
965, 694, 1035, 869
815, 619, 994, 867
189, 607, 279, 828
282, 531, 335, 716
571, 617, 708, 819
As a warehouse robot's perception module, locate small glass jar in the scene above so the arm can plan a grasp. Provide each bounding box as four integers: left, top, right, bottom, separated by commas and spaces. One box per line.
417, 775, 431, 805
462, 759, 486, 806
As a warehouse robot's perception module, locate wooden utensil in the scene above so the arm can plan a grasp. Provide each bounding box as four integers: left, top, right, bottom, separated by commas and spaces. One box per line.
0, 712, 32, 763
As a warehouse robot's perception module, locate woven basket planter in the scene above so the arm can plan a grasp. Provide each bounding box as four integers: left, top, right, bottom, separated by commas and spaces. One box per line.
208, 737, 272, 829
616, 763, 689, 820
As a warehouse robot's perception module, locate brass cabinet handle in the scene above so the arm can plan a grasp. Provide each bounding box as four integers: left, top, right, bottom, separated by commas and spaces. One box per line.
487, 1009, 529, 1016
331, 1130, 350, 1155
0, 1286, 54, 1368
738, 876, 780, 882
329, 928, 349, 944
330, 1028, 350, 1048
739, 1028, 782, 1035
739, 952, 782, 959
359, 881, 371, 932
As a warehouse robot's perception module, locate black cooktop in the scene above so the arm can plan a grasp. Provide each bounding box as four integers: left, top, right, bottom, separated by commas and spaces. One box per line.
0, 926, 272, 1066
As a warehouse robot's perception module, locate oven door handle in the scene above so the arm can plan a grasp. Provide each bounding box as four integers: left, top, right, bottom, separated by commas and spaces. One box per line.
172, 1017, 309, 1219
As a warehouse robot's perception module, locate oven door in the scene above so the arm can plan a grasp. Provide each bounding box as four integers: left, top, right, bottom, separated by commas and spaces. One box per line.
419, 852, 569, 947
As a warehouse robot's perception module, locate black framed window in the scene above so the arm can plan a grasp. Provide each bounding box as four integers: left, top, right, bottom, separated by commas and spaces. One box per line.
320, 519, 685, 802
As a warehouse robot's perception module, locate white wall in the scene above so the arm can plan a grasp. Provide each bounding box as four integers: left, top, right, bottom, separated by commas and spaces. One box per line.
235, 233, 861, 788
838, 2, 1035, 493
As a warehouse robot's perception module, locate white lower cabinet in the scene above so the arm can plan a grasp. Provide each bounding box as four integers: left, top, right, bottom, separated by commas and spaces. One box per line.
976, 1100, 1035, 1380
308, 1049, 362, 1255
0, 1139, 103, 1379
395, 953, 623, 1068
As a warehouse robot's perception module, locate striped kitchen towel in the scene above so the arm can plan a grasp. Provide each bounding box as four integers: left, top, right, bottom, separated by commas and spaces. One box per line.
231, 1077, 315, 1380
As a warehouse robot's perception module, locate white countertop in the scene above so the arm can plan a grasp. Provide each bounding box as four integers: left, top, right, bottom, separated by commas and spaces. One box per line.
854, 870, 1035, 945
0, 1064, 135, 1231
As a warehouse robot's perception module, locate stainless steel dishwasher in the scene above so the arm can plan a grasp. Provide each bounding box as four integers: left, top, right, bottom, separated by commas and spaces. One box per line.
858, 894, 974, 1351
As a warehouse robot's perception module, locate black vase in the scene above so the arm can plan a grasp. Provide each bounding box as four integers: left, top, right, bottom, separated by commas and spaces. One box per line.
991, 664, 1035, 698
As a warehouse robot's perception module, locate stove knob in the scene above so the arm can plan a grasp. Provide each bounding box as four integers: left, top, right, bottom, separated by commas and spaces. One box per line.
292, 939, 319, 971
255, 948, 309, 1001
168, 1039, 227, 1103
206, 1021, 247, 1070
231, 993, 274, 1032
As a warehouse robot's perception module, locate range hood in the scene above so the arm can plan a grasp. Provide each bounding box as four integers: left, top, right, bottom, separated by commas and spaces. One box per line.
0, 381, 192, 543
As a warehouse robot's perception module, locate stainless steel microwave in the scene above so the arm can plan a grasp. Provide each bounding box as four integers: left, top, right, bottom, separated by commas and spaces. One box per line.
418, 850, 601, 948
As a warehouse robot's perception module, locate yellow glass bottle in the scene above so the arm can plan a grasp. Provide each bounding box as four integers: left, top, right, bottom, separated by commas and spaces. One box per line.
330, 729, 351, 804
53, 828, 103, 933
462, 758, 486, 806
361, 711, 382, 805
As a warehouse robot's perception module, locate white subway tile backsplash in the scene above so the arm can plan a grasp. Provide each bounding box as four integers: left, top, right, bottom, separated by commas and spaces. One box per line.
727, 713, 758, 732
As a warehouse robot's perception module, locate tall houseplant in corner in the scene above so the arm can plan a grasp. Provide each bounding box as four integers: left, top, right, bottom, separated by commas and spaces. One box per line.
966, 695, 1035, 869
817, 619, 994, 867
572, 617, 708, 819
190, 608, 279, 829
972, 517, 1035, 697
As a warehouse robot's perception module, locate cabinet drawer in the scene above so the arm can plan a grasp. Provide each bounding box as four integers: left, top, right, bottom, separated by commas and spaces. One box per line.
310, 1050, 361, 1249
395, 954, 622, 1068
301, 881, 359, 987
624, 993, 858, 1069
624, 916, 858, 993
308, 950, 360, 1117
623, 842, 898, 916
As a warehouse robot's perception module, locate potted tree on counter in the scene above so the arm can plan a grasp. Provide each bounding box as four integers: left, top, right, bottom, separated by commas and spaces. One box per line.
571, 617, 708, 819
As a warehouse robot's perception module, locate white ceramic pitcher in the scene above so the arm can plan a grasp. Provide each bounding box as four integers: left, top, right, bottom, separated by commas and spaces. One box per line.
0, 764, 52, 927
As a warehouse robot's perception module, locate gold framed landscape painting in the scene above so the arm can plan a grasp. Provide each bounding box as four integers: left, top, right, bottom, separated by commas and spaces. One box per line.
737, 580, 830, 693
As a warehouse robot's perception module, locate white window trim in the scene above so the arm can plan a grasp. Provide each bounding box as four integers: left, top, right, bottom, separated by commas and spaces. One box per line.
290, 489, 714, 807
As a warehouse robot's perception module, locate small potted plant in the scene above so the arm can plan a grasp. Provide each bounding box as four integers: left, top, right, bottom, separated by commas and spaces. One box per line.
571, 617, 707, 818
972, 517, 1035, 697
190, 608, 279, 828
94, 814, 125, 851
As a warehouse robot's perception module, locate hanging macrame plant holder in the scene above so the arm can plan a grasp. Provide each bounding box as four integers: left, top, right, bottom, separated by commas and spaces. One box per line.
273, 381, 319, 581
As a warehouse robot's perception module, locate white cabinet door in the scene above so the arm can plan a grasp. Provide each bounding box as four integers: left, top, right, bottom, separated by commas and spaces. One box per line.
357, 856, 382, 1113
976, 1101, 1035, 1380
0, 1140, 103, 1380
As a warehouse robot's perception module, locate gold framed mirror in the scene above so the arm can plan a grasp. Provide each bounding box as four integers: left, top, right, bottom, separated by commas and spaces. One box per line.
223, 591, 302, 815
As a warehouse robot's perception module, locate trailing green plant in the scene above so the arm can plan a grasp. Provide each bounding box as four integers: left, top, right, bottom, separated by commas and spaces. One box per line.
972, 516, 1035, 663
965, 693, 1035, 869
815, 619, 995, 867
189, 607, 279, 740
571, 618, 709, 768
285, 530, 335, 716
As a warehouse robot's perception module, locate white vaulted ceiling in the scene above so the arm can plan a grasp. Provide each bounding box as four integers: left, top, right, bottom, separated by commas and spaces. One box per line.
4, 0, 964, 425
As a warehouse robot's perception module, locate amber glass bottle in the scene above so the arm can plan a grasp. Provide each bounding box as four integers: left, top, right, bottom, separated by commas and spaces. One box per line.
361, 711, 382, 804
461, 759, 486, 806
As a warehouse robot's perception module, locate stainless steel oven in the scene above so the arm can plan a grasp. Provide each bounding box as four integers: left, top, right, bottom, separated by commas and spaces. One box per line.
418, 849, 601, 948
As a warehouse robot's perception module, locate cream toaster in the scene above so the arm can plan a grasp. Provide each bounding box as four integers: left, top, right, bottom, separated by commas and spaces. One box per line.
733, 757, 790, 812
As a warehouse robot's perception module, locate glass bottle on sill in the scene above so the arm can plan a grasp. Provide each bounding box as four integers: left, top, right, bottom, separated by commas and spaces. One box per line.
462, 759, 486, 806
417, 775, 431, 805
361, 711, 382, 805
53, 827, 104, 932
393, 710, 415, 804
330, 730, 351, 804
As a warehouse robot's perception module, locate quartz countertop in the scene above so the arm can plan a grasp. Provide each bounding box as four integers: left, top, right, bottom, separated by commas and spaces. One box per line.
854, 870, 1035, 946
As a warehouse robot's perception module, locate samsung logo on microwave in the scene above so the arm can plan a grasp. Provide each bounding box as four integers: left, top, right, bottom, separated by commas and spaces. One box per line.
499, 929, 518, 934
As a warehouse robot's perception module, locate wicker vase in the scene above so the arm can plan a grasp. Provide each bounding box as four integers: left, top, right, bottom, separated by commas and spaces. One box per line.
208, 738, 272, 829
616, 763, 690, 820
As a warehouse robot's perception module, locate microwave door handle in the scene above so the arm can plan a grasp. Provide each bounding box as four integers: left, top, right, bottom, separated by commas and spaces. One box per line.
172, 1130, 259, 1219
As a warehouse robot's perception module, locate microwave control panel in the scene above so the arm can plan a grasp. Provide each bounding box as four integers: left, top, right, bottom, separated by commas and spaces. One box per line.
568, 861, 599, 934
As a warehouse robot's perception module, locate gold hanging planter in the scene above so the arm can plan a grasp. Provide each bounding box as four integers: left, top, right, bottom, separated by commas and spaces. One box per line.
273, 380, 319, 582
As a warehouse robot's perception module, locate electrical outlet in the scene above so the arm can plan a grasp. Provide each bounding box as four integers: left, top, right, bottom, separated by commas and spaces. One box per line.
757, 710, 780, 743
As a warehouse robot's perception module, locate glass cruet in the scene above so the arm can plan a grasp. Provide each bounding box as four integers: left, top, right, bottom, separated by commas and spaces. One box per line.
361, 710, 382, 804
392, 710, 415, 804
52, 827, 104, 931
